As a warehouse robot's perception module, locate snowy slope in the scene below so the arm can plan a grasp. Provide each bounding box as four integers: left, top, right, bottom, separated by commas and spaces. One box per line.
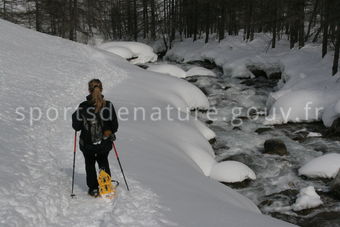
0, 20, 293, 226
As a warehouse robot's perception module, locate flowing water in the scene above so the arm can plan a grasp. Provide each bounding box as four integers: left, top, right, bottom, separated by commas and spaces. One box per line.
150, 60, 340, 226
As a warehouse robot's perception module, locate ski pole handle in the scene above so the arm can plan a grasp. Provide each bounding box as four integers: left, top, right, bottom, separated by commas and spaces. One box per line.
113, 142, 119, 158
73, 131, 77, 153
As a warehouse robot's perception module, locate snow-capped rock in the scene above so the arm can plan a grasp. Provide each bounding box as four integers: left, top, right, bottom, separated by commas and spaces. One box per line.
292, 186, 323, 211
100, 46, 134, 59
147, 64, 187, 78
186, 66, 216, 77
298, 153, 340, 179
97, 41, 157, 64
209, 161, 256, 183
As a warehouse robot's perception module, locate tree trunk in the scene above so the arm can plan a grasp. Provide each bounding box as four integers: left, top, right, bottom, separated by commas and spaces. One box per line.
127, 0, 132, 38
170, 0, 176, 46
322, 0, 329, 57
332, 17, 340, 75
272, 0, 277, 48
68, 0, 77, 41
218, 0, 225, 42
298, 0, 305, 48
204, 1, 209, 43
305, 0, 319, 42
143, 0, 148, 39
3, 0, 7, 19
193, 0, 197, 41
133, 0, 138, 41
150, 0, 156, 40
35, 0, 42, 32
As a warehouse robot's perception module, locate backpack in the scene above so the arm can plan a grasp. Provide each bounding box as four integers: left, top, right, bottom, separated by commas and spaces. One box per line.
82, 112, 103, 145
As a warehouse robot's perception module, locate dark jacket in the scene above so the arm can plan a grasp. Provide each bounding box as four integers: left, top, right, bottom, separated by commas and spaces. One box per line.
72, 95, 118, 151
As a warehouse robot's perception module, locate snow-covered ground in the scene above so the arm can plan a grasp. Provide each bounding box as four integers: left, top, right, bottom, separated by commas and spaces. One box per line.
165, 35, 340, 127
0, 20, 293, 226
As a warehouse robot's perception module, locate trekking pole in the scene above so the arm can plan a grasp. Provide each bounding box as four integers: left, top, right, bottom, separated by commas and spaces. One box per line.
71, 131, 77, 197
113, 142, 130, 191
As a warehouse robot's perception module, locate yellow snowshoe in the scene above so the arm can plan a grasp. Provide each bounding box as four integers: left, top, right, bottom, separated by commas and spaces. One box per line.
98, 169, 119, 199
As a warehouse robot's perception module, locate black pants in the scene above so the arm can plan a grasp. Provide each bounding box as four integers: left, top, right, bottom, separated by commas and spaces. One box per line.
81, 141, 112, 189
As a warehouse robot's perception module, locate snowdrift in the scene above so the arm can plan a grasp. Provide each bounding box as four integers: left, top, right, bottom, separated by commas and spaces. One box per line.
97, 41, 158, 64
147, 64, 187, 78
0, 20, 292, 227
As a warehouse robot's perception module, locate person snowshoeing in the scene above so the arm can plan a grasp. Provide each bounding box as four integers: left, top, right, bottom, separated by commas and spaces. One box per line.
72, 79, 118, 197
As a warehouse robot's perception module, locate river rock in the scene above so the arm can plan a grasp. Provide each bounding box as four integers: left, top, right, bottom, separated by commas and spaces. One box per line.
232, 126, 242, 131
250, 69, 267, 78
187, 60, 217, 69
255, 127, 273, 134
330, 170, 340, 199
186, 77, 198, 83
198, 87, 209, 96
226, 153, 253, 165
263, 139, 288, 156
209, 138, 217, 144
326, 118, 340, 137
240, 79, 255, 86
268, 72, 282, 80
300, 211, 340, 227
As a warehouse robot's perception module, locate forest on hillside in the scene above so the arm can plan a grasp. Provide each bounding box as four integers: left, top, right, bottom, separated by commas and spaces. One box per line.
1, 0, 339, 74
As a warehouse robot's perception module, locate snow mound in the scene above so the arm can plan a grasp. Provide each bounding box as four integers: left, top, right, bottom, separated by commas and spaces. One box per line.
322, 99, 340, 127
298, 153, 340, 179
147, 64, 187, 78
223, 61, 255, 79
186, 66, 216, 77
307, 132, 322, 137
97, 41, 157, 64
210, 161, 256, 183
100, 46, 133, 59
292, 186, 323, 211
184, 143, 217, 176
265, 90, 328, 124
192, 119, 216, 141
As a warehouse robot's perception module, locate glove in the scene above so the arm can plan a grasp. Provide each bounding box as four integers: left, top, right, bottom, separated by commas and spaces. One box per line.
107, 134, 116, 142
103, 130, 116, 142
103, 130, 112, 137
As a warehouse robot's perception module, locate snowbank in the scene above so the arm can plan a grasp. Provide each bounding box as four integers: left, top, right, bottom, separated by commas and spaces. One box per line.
166, 35, 340, 127
186, 66, 216, 77
97, 41, 158, 64
183, 143, 217, 176
0, 19, 293, 227
298, 153, 340, 179
322, 100, 340, 127
224, 60, 255, 79
147, 64, 216, 79
147, 64, 187, 78
292, 186, 323, 211
192, 119, 216, 142
210, 161, 256, 183
100, 46, 133, 59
